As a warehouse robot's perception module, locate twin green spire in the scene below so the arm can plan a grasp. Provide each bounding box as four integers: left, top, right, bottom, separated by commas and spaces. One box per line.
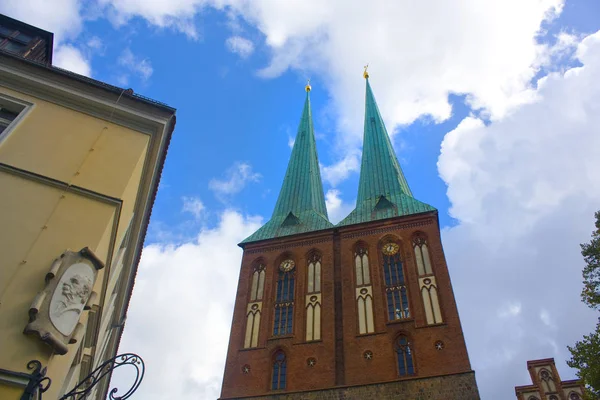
241, 86, 333, 243
242, 75, 435, 244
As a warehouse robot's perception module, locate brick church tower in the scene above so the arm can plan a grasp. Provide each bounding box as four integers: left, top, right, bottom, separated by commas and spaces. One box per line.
219, 72, 480, 399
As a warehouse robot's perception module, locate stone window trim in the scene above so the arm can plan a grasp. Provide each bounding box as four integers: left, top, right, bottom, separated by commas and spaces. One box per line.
305, 251, 322, 341
248, 259, 267, 302
0, 93, 33, 145
352, 242, 371, 288
306, 251, 322, 294
412, 231, 435, 276
243, 259, 266, 349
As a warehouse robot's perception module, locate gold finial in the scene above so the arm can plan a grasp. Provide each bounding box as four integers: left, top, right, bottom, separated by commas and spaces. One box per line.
363, 64, 369, 79
305, 78, 312, 92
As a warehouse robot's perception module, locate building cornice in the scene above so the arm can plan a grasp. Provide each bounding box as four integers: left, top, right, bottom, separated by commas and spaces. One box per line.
0, 51, 173, 135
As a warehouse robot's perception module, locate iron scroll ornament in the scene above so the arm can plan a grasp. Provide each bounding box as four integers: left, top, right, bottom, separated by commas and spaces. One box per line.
24, 353, 144, 400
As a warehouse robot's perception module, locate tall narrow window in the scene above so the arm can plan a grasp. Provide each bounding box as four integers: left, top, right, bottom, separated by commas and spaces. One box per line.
355, 247, 375, 334
395, 335, 415, 376
420, 277, 442, 324
382, 242, 410, 321
539, 369, 557, 393
413, 233, 443, 325
273, 259, 295, 336
306, 253, 322, 341
244, 263, 265, 348
413, 235, 433, 276
271, 350, 287, 390
250, 265, 266, 301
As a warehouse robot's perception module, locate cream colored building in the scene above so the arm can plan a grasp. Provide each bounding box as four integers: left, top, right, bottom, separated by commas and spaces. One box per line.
0, 15, 175, 399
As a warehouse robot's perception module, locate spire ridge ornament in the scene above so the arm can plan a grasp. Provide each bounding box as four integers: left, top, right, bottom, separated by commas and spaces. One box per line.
305, 78, 312, 92
363, 64, 369, 79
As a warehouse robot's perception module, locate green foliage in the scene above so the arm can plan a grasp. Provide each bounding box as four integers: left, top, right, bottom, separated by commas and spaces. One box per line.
567, 321, 600, 398
568, 211, 600, 397
581, 211, 600, 309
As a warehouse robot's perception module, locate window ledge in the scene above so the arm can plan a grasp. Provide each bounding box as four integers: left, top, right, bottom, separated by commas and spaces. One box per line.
293, 340, 323, 346
268, 335, 294, 341
355, 331, 387, 338
415, 322, 447, 329
386, 318, 414, 326
238, 346, 267, 352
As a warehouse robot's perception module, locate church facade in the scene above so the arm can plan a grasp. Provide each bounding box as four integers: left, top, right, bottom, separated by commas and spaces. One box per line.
219, 73, 480, 399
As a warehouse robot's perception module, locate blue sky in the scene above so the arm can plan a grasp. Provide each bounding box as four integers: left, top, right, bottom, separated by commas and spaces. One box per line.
3, 0, 600, 399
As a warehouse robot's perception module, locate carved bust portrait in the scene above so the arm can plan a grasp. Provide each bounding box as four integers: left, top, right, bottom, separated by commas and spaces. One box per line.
50, 262, 94, 335
24, 248, 104, 354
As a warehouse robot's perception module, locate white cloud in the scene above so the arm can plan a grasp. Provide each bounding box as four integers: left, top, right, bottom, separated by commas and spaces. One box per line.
53, 45, 92, 76
325, 189, 354, 224
225, 36, 255, 58
209, 162, 261, 199
182, 196, 205, 219
86, 0, 564, 131
227, 0, 563, 134
87, 36, 104, 50
118, 48, 154, 82
321, 152, 360, 187
438, 31, 600, 399
98, 0, 207, 39
115, 210, 262, 400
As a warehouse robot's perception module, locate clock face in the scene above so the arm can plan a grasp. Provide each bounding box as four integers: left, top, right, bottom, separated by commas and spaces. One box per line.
383, 243, 399, 255
279, 259, 295, 272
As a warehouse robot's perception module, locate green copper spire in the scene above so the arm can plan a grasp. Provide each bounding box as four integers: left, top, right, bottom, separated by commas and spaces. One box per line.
337, 75, 435, 227
242, 85, 333, 243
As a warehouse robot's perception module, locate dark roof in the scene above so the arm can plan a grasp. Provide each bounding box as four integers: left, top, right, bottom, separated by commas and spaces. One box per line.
0, 14, 54, 64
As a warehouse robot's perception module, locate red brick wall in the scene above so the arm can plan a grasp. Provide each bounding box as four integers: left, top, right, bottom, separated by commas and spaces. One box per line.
220, 212, 477, 399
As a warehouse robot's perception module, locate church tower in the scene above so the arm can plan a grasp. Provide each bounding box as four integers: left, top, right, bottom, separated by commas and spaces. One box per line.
219, 74, 480, 400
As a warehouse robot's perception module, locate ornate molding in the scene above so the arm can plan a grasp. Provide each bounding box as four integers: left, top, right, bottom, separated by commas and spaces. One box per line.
341, 220, 433, 239
245, 237, 333, 255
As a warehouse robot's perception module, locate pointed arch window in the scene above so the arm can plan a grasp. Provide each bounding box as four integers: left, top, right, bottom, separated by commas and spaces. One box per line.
420, 277, 443, 324
382, 242, 410, 321
413, 234, 433, 276
271, 350, 287, 390
250, 264, 266, 301
539, 369, 557, 393
355, 247, 370, 286
413, 233, 443, 325
395, 335, 415, 376
273, 259, 295, 336
306, 253, 322, 341
355, 246, 374, 334
244, 263, 265, 348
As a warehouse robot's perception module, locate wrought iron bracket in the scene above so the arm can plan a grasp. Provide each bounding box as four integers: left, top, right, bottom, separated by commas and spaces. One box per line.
21, 353, 144, 400
21, 360, 51, 400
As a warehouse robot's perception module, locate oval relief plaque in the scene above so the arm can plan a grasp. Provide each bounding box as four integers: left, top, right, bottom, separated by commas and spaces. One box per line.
49, 262, 94, 336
